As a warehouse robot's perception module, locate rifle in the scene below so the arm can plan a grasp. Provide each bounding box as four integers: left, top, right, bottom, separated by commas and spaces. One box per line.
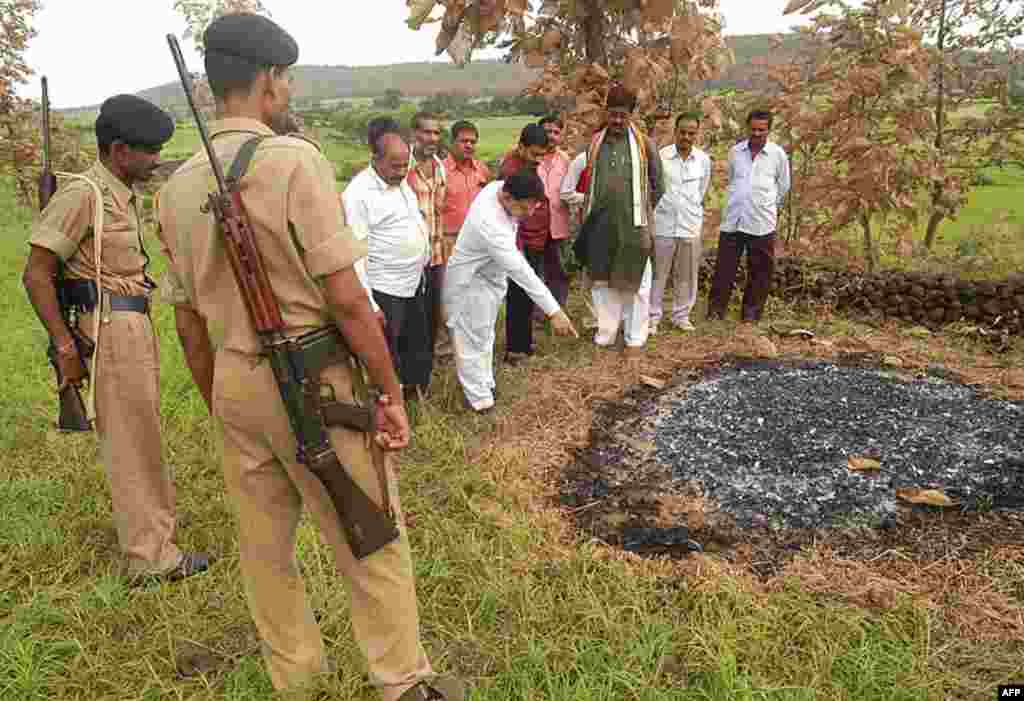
38, 76, 57, 209
39, 76, 93, 432
166, 34, 399, 559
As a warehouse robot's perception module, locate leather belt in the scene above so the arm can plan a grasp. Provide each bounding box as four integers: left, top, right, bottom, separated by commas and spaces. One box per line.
61, 279, 149, 314
108, 295, 150, 313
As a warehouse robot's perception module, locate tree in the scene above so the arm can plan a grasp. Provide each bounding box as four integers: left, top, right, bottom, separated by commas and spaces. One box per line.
172, 0, 269, 118
906, 0, 1024, 249
173, 0, 268, 51
0, 0, 88, 206
771, 0, 938, 272
406, 1, 731, 151
373, 88, 405, 110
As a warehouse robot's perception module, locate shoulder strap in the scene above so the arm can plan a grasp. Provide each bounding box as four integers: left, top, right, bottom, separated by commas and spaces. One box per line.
227, 136, 267, 185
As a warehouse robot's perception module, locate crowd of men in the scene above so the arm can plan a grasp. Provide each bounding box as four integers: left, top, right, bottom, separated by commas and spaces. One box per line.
344, 92, 790, 414
20, 11, 790, 701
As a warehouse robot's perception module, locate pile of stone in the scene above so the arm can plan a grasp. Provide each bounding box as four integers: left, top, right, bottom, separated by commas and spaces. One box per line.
695, 253, 1024, 335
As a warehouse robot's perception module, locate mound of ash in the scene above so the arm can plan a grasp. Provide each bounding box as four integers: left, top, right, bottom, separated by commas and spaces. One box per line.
561, 358, 1024, 557
651, 360, 1024, 530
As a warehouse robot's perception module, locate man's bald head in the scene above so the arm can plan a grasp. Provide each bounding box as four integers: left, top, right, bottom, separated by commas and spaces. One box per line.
373, 132, 410, 187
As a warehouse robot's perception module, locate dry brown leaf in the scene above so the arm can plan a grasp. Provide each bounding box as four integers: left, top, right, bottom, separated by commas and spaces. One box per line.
753, 337, 779, 358
525, 48, 546, 68
848, 456, 881, 471
640, 375, 667, 389
407, 0, 438, 29
641, 0, 674, 26
541, 28, 562, 52
896, 488, 954, 508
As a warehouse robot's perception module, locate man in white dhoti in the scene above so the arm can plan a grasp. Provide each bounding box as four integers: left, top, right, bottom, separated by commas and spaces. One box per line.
444, 173, 578, 413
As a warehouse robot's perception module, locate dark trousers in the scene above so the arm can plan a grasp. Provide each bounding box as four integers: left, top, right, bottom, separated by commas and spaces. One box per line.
372, 279, 433, 390
426, 263, 446, 348
543, 238, 569, 307
505, 249, 542, 356
530, 239, 570, 323
707, 231, 776, 322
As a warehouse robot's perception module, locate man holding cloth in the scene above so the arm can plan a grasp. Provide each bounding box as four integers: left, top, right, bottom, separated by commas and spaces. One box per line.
651, 112, 711, 333
574, 85, 664, 354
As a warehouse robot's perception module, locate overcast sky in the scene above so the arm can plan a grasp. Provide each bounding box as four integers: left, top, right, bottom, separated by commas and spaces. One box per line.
21, 1, 814, 109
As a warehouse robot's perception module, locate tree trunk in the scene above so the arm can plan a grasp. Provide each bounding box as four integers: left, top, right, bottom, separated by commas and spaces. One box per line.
860, 212, 877, 273
923, 209, 945, 250
925, 0, 949, 251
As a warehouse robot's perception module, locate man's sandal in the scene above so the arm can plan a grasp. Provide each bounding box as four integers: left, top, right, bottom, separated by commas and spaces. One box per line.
130, 552, 211, 587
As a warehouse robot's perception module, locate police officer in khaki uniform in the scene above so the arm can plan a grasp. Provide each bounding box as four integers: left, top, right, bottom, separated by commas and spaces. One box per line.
22, 95, 209, 583
156, 14, 464, 701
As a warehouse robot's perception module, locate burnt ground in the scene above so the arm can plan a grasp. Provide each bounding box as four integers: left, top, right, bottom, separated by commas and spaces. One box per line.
559, 355, 1024, 574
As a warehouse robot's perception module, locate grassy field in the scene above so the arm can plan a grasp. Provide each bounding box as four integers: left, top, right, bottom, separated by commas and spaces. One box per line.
2, 120, 1023, 701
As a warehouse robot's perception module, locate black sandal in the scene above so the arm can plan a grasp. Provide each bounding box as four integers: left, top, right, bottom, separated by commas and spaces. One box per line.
131, 552, 211, 586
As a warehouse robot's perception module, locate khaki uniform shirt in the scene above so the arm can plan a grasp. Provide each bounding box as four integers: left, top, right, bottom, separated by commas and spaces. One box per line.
156, 118, 365, 355
29, 160, 154, 296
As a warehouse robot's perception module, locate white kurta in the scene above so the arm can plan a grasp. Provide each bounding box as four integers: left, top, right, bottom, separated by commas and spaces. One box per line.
444, 182, 560, 410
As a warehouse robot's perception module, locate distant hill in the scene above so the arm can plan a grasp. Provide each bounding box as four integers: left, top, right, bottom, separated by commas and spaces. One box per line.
62, 34, 802, 115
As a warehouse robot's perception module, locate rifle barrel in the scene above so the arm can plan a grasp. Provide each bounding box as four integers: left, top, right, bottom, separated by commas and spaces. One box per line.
41, 76, 50, 172
165, 34, 228, 197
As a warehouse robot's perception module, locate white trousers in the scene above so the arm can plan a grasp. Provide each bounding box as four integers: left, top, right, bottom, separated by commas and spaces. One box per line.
651, 236, 701, 327
591, 260, 652, 348
448, 283, 502, 411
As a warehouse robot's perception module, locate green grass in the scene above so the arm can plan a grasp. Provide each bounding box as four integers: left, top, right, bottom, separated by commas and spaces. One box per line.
2, 123, 1021, 699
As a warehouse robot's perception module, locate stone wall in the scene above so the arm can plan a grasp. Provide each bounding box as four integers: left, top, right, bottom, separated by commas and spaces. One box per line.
695, 253, 1024, 335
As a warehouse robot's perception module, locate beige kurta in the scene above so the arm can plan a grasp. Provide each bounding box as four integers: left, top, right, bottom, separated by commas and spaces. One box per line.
156, 117, 433, 699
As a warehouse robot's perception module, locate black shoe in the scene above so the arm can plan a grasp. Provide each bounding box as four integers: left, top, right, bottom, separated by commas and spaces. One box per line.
504, 351, 531, 366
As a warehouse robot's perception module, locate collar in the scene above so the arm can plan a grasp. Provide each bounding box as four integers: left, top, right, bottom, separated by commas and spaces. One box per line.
448, 155, 482, 172
409, 152, 443, 174
92, 160, 135, 210
209, 117, 277, 139
667, 145, 698, 162
741, 139, 771, 153
366, 164, 404, 192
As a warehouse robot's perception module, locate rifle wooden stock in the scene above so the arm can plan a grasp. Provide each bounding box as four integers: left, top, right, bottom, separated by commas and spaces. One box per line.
47, 332, 94, 432
208, 190, 284, 334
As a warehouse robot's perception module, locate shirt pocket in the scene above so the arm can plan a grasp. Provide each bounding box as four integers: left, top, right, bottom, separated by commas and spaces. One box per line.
100, 213, 146, 277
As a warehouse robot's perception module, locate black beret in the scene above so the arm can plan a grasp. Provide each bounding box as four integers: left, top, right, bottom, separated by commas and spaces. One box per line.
203, 13, 298, 66
95, 94, 175, 148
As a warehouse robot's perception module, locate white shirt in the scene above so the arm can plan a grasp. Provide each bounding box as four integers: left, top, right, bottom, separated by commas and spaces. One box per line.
444, 181, 560, 317
343, 165, 429, 298
559, 151, 588, 207
654, 145, 711, 239
721, 140, 791, 236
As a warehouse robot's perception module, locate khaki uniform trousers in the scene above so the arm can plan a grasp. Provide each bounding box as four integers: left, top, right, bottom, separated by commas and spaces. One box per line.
212, 348, 433, 699
81, 308, 182, 576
